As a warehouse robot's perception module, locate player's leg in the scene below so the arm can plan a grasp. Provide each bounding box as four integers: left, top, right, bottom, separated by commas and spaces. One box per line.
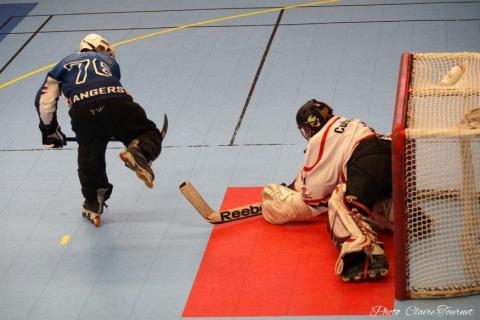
261, 183, 325, 224
345, 136, 392, 211
77, 139, 112, 227
70, 105, 113, 226
102, 99, 163, 188
329, 137, 392, 281
328, 184, 388, 281
345, 137, 393, 233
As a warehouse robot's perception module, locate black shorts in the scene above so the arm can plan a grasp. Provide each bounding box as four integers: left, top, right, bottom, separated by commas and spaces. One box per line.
345, 136, 392, 211
69, 97, 158, 147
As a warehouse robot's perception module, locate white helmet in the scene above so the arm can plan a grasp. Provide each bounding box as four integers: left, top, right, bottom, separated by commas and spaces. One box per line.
79, 33, 116, 57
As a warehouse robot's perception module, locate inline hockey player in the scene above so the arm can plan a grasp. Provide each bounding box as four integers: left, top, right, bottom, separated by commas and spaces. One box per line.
261, 99, 392, 282
34, 34, 166, 227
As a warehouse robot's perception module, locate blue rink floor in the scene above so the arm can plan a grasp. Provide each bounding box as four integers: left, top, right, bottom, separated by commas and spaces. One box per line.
0, 0, 479, 319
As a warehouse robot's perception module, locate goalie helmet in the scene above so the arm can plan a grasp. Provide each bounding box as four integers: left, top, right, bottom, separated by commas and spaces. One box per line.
79, 33, 116, 58
296, 99, 333, 140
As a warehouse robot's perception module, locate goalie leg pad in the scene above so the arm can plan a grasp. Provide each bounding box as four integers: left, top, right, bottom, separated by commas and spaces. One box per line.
261, 184, 320, 224
328, 184, 380, 276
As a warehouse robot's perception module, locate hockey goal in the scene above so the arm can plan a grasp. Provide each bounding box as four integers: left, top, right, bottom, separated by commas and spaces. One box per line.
392, 52, 480, 300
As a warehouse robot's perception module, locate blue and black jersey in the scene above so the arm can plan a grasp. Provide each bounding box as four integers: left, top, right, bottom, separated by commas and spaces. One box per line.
35, 51, 130, 128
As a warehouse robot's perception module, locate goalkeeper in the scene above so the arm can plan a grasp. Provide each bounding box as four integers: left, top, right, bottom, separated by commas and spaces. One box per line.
34, 34, 165, 227
261, 99, 392, 282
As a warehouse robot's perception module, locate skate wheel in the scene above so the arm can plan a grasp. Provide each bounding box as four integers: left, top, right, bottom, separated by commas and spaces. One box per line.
93, 216, 101, 227
341, 274, 363, 282
119, 151, 154, 188
136, 171, 154, 188
119, 152, 134, 170
368, 269, 388, 279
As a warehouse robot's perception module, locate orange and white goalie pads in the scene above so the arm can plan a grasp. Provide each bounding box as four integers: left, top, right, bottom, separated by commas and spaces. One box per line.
261, 183, 325, 224
328, 183, 384, 275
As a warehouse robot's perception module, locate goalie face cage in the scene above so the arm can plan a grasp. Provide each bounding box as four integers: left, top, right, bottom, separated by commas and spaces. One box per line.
392, 52, 480, 300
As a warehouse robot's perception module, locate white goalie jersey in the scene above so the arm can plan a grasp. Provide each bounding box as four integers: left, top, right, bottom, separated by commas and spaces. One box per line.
299, 116, 376, 208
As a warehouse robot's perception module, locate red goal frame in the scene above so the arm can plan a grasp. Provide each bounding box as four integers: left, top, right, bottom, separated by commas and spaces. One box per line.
391, 52, 413, 301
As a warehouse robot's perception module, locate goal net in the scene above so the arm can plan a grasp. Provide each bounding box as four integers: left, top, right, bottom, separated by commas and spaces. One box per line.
392, 52, 480, 299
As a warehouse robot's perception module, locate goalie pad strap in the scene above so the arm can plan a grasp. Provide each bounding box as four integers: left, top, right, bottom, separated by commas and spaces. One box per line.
261, 184, 324, 225
328, 184, 379, 275
345, 195, 371, 216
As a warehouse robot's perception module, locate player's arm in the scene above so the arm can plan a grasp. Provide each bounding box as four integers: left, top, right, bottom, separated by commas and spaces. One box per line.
34, 66, 66, 148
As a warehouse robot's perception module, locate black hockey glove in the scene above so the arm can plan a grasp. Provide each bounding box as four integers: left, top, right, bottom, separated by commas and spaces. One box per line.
42, 126, 66, 148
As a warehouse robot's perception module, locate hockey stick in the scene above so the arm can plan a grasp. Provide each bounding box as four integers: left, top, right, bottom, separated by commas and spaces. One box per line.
179, 181, 262, 224
66, 137, 117, 142
160, 113, 168, 140
66, 113, 168, 142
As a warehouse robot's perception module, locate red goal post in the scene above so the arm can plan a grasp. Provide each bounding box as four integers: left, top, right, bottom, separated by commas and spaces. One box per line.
392, 52, 480, 300
392, 52, 411, 301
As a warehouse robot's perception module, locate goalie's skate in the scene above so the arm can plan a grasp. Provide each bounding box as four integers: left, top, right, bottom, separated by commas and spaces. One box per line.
119, 139, 154, 188
82, 188, 109, 227
340, 250, 389, 282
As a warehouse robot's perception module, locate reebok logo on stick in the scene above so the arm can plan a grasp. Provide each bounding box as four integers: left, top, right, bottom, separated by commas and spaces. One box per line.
220, 205, 261, 221
179, 181, 262, 224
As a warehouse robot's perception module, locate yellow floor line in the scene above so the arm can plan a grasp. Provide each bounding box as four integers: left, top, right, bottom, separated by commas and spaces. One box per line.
0, 0, 338, 90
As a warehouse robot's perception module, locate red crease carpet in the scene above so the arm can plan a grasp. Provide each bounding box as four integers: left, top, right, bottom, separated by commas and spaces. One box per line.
183, 187, 394, 317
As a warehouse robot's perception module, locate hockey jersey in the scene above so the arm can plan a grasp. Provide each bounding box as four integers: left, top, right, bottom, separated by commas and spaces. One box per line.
35, 51, 129, 129
299, 116, 376, 208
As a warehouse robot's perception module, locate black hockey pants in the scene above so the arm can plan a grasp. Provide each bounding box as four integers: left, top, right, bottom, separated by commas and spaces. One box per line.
69, 97, 162, 201
345, 135, 392, 213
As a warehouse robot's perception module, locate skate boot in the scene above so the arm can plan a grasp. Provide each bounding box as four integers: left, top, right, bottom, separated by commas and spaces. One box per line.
82, 188, 109, 227
119, 139, 154, 188
340, 244, 389, 282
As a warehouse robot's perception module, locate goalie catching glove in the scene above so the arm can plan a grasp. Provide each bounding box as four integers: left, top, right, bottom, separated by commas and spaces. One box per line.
41, 125, 66, 148
261, 183, 324, 224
